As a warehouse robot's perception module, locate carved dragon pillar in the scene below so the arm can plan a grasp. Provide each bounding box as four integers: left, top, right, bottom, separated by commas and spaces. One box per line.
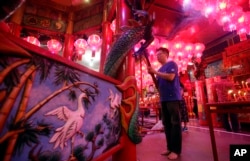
116, 0, 135, 81
112, 1, 138, 161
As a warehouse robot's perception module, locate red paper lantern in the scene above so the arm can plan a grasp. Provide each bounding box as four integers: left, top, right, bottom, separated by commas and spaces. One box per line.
160, 40, 171, 49
187, 54, 193, 59
217, 11, 231, 26
196, 52, 202, 58
177, 51, 183, 57
74, 38, 88, 54
184, 43, 194, 53
23, 36, 40, 46
194, 43, 205, 52
47, 39, 62, 54
223, 22, 237, 31
218, 1, 227, 10
87, 34, 101, 51
172, 41, 184, 51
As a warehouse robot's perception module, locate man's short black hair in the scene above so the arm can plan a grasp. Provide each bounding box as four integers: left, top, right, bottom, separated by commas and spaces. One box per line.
156, 47, 169, 56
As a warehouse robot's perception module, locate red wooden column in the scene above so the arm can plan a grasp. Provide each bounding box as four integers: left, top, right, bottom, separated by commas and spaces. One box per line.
8, 2, 26, 37
63, 11, 75, 60
113, 132, 137, 161
116, 0, 135, 81
112, 1, 137, 161
125, 50, 135, 76
195, 80, 208, 125
100, 1, 114, 73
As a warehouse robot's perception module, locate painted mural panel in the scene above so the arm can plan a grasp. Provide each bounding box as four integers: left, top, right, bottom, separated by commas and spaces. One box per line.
0, 55, 123, 161
23, 14, 66, 33
204, 60, 228, 78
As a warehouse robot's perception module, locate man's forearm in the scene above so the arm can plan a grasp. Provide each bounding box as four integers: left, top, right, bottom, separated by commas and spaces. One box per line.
155, 71, 175, 81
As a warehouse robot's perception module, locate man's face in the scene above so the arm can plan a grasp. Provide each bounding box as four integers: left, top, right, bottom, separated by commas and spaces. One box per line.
156, 50, 168, 64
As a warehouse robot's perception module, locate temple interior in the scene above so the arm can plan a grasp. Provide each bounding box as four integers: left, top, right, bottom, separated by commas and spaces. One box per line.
0, 0, 250, 161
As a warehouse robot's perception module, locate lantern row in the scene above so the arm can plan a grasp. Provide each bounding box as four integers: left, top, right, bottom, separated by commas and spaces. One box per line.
23, 34, 102, 55
181, 0, 250, 40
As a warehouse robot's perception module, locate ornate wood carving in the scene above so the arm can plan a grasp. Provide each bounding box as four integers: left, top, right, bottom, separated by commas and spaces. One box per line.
223, 39, 250, 76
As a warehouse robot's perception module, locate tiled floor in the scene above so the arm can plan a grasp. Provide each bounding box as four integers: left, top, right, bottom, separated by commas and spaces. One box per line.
136, 119, 250, 161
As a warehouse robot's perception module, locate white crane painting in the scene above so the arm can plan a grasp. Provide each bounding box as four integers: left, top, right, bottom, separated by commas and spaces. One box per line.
108, 89, 121, 119
44, 92, 88, 150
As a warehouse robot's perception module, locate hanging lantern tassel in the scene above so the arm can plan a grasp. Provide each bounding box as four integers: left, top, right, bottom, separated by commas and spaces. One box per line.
91, 50, 95, 57
77, 53, 83, 61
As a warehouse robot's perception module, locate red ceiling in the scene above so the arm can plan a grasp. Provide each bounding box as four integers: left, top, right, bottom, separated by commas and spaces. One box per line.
47, 0, 250, 45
